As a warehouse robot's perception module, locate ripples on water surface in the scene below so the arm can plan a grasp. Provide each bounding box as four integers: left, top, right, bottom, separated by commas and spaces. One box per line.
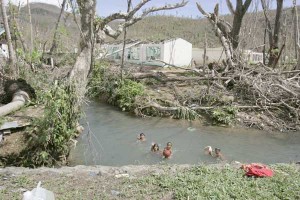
70, 101, 300, 166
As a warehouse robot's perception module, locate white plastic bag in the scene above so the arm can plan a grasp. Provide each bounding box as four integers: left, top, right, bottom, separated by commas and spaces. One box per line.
22, 181, 55, 200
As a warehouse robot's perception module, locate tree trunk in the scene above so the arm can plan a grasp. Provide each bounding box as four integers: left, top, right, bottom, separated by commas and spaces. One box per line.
228, 0, 252, 50
68, 0, 96, 99
27, 0, 33, 53
13, 16, 27, 52
203, 33, 207, 66
268, 0, 283, 67
0, 0, 17, 76
293, 0, 299, 62
231, 13, 243, 50
196, 3, 234, 68
293, 0, 300, 70
0, 90, 29, 117
50, 0, 67, 54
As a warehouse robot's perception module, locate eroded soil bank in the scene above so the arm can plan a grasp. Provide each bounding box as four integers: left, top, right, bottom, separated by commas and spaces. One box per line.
0, 163, 299, 199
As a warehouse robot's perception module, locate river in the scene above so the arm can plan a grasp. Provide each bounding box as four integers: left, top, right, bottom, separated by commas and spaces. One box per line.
69, 101, 300, 166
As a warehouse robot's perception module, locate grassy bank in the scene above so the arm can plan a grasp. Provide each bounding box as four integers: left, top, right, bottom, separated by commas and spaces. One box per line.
0, 164, 299, 199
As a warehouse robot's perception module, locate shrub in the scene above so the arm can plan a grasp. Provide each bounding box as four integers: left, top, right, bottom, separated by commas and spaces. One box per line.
114, 79, 144, 111
87, 61, 144, 112
211, 106, 238, 125
26, 82, 81, 166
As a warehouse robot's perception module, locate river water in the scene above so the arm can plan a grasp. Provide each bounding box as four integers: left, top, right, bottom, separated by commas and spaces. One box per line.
69, 101, 300, 166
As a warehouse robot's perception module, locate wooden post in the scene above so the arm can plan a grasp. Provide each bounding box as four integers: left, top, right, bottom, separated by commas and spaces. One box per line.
203, 32, 207, 66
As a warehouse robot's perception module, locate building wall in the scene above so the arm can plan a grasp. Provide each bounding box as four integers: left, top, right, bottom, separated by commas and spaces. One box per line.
103, 38, 192, 67
0, 44, 9, 58
140, 43, 164, 66
192, 47, 226, 65
193, 47, 263, 65
163, 38, 192, 66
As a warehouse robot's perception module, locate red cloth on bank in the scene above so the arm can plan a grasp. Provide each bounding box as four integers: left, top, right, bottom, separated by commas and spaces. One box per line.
243, 163, 274, 177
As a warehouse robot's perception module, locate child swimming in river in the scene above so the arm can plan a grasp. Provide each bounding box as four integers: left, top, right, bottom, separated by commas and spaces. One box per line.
204, 146, 225, 160
204, 146, 213, 156
137, 133, 146, 141
214, 148, 225, 160
163, 142, 173, 159
151, 143, 160, 152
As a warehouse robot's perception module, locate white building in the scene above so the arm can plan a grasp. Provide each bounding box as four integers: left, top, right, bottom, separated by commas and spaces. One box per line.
243, 50, 264, 63
0, 26, 8, 59
192, 47, 263, 65
103, 38, 192, 67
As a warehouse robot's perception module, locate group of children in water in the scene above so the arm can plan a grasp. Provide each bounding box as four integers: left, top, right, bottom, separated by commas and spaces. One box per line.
137, 133, 224, 160
137, 133, 173, 158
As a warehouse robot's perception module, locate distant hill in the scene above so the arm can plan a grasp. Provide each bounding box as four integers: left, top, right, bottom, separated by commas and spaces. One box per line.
4, 3, 300, 56
17, 3, 79, 52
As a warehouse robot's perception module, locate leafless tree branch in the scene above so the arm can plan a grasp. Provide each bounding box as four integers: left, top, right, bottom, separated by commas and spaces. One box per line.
102, 0, 188, 39
226, 0, 235, 15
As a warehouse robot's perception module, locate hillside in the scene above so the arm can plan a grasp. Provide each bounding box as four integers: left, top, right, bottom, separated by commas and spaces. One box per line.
5, 3, 300, 55
17, 3, 79, 52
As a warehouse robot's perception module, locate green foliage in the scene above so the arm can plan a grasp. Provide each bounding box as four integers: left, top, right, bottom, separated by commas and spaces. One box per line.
16, 48, 42, 66
0, 117, 5, 127
201, 94, 218, 106
114, 79, 144, 111
87, 61, 144, 112
174, 106, 200, 121
86, 61, 109, 98
211, 106, 238, 125
122, 164, 300, 200
25, 82, 81, 167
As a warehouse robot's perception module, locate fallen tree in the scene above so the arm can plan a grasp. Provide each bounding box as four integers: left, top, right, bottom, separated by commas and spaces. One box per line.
0, 79, 36, 117
0, 90, 29, 117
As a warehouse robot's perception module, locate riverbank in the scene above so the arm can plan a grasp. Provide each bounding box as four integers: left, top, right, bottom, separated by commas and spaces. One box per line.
88, 61, 300, 133
0, 163, 299, 199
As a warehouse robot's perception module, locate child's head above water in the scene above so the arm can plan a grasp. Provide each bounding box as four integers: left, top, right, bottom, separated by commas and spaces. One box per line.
151, 143, 159, 152
140, 133, 145, 137
215, 148, 221, 155
166, 142, 172, 150
138, 133, 146, 140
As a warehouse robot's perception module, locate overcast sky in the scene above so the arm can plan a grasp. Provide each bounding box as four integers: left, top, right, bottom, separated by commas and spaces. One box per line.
6, 0, 298, 18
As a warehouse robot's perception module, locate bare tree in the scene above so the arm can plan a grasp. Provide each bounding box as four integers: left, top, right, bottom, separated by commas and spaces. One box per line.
0, 0, 17, 76
196, 3, 234, 68
50, 0, 67, 54
9, 2, 27, 52
69, 0, 188, 99
261, 0, 284, 68
226, 0, 253, 50
293, 0, 300, 70
27, 0, 33, 53
120, 0, 132, 80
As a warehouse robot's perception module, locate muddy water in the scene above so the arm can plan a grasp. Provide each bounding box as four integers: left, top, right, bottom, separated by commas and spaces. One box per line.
69, 101, 300, 166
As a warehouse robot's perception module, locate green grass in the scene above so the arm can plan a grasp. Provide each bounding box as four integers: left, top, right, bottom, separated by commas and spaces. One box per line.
0, 164, 298, 199
121, 164, 300, 199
